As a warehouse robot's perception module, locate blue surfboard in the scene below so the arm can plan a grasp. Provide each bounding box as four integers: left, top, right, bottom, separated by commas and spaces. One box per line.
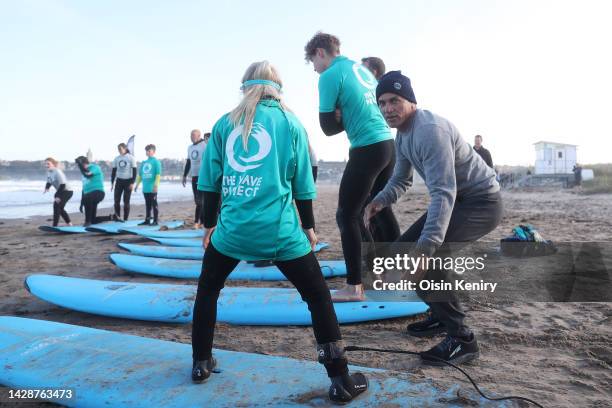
117, 242, 329, 260
86, 220, 184, 234
25, 274, 429, 325
148, 237, 331, 250
109, 253, 345, 280
38, 225, 89, 234
119, 227, 202, 238
0, 317, 503, 407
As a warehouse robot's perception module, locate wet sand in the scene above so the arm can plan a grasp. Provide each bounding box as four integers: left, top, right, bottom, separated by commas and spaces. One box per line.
0, 184, 610, 407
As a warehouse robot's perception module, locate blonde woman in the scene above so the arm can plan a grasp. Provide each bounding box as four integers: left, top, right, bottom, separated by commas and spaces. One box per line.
191, 61, 368, 404
44, 158, 73, 227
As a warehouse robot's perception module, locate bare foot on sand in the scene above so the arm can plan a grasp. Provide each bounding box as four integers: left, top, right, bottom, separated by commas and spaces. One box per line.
332, 284, 365, 302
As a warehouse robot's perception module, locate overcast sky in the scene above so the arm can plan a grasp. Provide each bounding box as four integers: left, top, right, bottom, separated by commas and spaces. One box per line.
1, 0, 611, 165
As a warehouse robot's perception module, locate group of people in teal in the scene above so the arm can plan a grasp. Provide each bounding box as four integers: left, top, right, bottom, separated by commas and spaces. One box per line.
44, 143, 163, 227
43, 30, 502, 404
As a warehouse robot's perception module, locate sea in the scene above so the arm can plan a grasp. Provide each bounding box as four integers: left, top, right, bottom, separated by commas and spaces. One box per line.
0, 180, 193, 219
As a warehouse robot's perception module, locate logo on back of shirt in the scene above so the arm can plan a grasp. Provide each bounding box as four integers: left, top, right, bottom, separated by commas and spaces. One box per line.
353, 63, 377, 90
226, 123, 272, 173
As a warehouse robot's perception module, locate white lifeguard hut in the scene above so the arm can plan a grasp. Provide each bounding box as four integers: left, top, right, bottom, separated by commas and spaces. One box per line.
534, 141, 577, 175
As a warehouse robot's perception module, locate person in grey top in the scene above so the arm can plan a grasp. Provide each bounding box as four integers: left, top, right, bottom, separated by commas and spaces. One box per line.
44, 157, 73, 226
111, 143, 137, 221
364, 71, 503, 366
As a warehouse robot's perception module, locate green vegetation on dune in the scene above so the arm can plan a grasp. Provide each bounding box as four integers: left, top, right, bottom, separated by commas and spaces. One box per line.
581, 164, 612, 194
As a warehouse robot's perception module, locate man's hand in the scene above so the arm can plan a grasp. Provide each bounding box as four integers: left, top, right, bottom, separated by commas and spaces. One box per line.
79, 204, 84, 213
182, 177, 187, 188
54, 197, 61, 204
303, 228, 318, 251
43, 189, 49, 194
363, 202, 384, 229
202, 226, 216, 249
110, 184, 114, 192
153, 186, 158, 193
129, 184, 134, 192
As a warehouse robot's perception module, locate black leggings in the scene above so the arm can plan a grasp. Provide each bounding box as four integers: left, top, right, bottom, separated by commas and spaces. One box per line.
53, 190, 73, 226
337, 139, 398, 285
83, 190, 110, 224
192, 244, 344, 375
144, 192, 158, 222
191, 177, 204, 225
114, 179, 133, 220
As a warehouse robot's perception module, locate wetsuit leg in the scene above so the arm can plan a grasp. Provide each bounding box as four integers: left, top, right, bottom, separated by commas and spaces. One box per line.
192, 177, 204, 224
53, 190, 72, 226
114, 182, 123, 218
192, 243, 240, 360
122, 180, 132, 220
144, 192, 152, 221
275, 251, 348, 378
337, 140, 394, 285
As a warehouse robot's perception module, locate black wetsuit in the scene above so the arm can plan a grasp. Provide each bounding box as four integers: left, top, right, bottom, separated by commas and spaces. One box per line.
143, 193, 158, 223
320, 113, 400, 285
45, 182, 73, 226
111, 167, 137, 220
183, 160, 204, 225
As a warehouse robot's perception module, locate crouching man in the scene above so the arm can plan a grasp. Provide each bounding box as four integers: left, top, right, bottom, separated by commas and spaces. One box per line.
365, 71, 503, 365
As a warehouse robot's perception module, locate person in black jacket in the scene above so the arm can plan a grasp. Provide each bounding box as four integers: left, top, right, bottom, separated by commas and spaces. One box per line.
473, 135, 493, 168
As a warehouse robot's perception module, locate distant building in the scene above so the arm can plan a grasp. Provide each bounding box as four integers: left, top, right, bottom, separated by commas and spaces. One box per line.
534, 141, 577, 175
86, 148, 93, 162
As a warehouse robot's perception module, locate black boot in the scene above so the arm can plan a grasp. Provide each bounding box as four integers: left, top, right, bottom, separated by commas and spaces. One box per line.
138, 219, 150, 226
317, 342, 368, 404
329, 373, 369, 404
192, 357, 217, 383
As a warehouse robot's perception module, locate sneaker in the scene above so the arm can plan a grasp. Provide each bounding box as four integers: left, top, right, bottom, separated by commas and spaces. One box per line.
328, 372, 368, 404
192, 357, 217, 383
150, 221, 159, 226
138, 220, 150, 226
420, 334, 479, 366
83, 222, 91, 227
406, 315, 446, 338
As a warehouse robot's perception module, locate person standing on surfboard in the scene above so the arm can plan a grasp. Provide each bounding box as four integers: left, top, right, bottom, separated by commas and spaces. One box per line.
304, 32, 400, 302
75, 156, 112, 226
182, 129, 209, 229
191, 61, 368, 404
134, 144, 162, 226
364, 71, 502, 366
110, 142, 137, 222
44, 157, 73, 227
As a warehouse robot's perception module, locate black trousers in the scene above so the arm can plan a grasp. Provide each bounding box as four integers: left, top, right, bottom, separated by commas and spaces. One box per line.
398, 192, 503, 338
83, 190, 110, 224
337, 139, 399, 285
191, 177, 204, 225
192, 244, 343, 373
113, 178, 133, 220
53, 190, 73, 226
144, 192, 158, 222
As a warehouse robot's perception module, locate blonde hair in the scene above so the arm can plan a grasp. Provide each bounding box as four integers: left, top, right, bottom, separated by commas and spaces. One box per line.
45, 157, 58, 167
229, 61, 289, 150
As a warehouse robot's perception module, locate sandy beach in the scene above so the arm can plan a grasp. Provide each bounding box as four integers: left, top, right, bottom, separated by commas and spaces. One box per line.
0, 184, 610, 407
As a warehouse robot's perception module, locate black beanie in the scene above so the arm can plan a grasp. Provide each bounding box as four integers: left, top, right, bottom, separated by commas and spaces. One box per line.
376, 70, 417, 104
